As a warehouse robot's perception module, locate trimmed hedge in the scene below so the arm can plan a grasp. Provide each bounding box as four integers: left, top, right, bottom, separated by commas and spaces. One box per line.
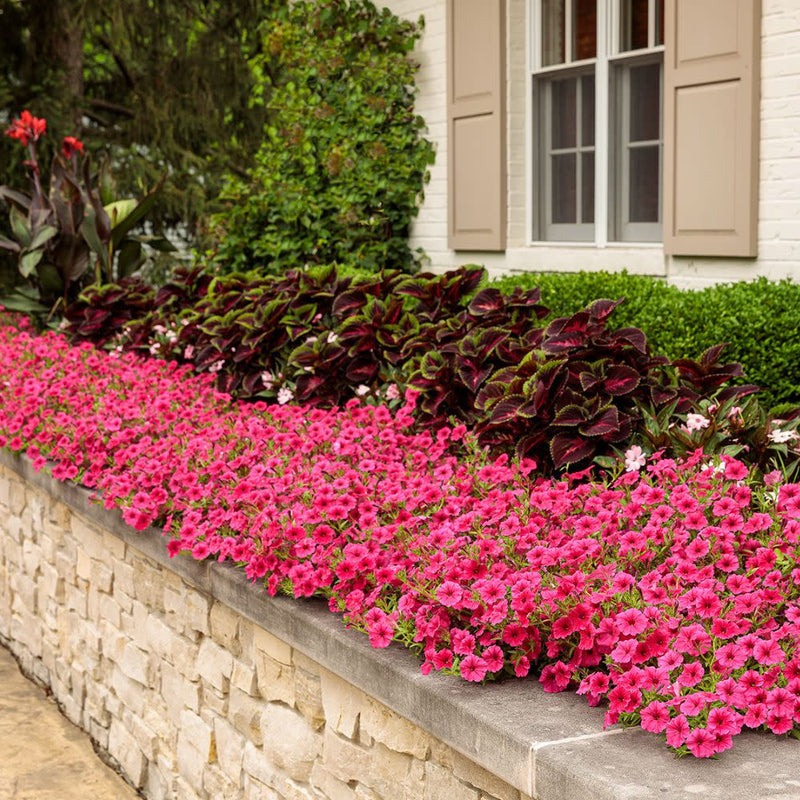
489, 271, 800, 409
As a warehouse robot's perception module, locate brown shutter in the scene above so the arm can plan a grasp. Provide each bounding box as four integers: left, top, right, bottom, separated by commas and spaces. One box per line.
663, 0, 761, 257
447, 0, 506, 251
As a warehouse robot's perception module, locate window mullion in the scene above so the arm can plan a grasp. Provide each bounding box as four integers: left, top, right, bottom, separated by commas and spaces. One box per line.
565, 0, 573, 62
648, 0, 655, 48
595, 0, 609, 247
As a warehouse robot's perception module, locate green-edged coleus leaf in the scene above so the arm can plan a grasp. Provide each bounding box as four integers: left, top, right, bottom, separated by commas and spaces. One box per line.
579, 407, 621, 438
550, 433, 596, 470
486, 394, 527, 425
468, 288, 505, 316
552, 404, 587, 427
603, 365, 642, 396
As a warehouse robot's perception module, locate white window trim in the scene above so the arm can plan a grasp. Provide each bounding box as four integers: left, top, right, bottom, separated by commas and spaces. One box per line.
527, 0, 665, 248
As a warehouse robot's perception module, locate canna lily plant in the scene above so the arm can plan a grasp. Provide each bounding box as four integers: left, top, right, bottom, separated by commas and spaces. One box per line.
0, 110, 171, 319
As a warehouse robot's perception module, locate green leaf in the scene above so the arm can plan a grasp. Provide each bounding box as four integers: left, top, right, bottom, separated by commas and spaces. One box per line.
117, 240, 144, 277
80, 209, 110, 276
9, 205, 31, 248
0, 290, 48, 313
0, 235, 21, 253
20, 249, 44, 278
29, 225, 58, 251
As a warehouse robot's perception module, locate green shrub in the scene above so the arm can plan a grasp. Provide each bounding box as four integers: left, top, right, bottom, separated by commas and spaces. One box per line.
489, 271, 800, 409
209, 0, 435, 275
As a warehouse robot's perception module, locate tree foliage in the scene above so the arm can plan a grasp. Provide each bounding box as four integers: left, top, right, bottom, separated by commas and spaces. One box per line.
0, 0, 279, 235
208, 0, 435, 275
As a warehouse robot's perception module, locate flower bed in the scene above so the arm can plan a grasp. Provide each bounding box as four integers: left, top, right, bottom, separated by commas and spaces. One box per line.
0, 321, 798, 759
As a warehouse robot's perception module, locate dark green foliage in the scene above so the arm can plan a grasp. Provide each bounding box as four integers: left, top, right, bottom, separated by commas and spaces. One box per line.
210, 0, 435, 275
490, 271, 800, 408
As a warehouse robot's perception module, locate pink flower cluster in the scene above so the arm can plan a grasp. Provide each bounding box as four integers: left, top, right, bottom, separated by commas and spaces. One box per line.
0, 323, 798, 758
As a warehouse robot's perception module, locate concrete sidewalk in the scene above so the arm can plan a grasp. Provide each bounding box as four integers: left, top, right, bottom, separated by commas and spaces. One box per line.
0, 643, 139, 800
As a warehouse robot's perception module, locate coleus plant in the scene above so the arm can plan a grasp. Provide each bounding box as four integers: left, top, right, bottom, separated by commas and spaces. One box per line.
63, 264, 789, 474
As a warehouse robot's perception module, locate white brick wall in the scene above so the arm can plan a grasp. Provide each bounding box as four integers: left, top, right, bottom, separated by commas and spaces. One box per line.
385, 0, 800, 286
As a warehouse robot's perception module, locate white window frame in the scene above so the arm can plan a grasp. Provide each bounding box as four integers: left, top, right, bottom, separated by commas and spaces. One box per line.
528, 0, 664, 246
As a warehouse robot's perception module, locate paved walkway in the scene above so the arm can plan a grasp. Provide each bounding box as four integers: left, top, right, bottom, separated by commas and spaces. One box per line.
0, 644, 139, 800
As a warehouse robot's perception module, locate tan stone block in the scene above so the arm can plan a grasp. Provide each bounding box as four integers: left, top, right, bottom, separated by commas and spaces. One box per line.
144, 612, 174, 661
360, 697, 430, 759
119, 641, 153, 685
260, 703, 321, 782
0, 472, 10, 509
90, 559, 114, 593
54, 551, 76, 585
202, 683, 229, 717
197, 637, 233, 692
237, 617, 256, 666
38, 561, 64, 604
9, 478, 26, 515
228, 686, 264, 747
177, 709, 216, 794
232, 659, 259, 696
183, 587, 211, 635
451, 750, 519, 800
210, 601, 242, 655
125, 710, 159, 761
111, 665, 145, 717
76, 549, 92, 582
172, 633, 201, 681
295, 668, 325, 730
243, 773, 281, 800
242, 741, 278, 788
70, 515, 106, 560
114, 561, 136, 597
98, 593, 122, 628
161, 661, 201, 717
322, 730, 372, 784
215, 717, 245, 782
102, 529, 127, 560
108, 717, 148, 788
252, 626, 292, 665
203, 764, 242, 800
255, 648, 295, 706
133, 555, 165, 611
424, 760, 479, 800
311, 763, 358, 800
291, 649, 320, 677
320, 669, 363, 740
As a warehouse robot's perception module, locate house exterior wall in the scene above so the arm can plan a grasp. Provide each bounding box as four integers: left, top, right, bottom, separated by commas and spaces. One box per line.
389, 0, 800, 287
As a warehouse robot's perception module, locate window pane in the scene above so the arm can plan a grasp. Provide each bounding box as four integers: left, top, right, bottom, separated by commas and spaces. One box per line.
656, 0, 664, 45
581, 152, 595, 223
552, 153, 577, 223
552, 78, 577, 149
581, 74, 595, 146
542, 0, 566, 66
573, 0, 597, 60
629, 146, 659, 222
620, 0, 649, 51
629, 63, 660, 142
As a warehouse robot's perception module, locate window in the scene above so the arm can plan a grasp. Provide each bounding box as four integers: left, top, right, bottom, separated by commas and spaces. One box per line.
531, 0, 664, 243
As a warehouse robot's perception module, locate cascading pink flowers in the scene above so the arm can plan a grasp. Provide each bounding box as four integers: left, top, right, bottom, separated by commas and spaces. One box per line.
0, 319, 798, 758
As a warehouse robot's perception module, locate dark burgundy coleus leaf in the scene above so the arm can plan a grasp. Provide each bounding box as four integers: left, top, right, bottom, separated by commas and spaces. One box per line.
603, 365, 642, 396
579, 407, 621, 438
550, 433, 597, 470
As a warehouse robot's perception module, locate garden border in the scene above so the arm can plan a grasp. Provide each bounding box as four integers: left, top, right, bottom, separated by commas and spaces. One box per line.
1, 449, 799, 800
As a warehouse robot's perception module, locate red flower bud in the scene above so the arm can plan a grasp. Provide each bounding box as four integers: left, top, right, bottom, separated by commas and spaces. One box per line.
61, 136, 84, 159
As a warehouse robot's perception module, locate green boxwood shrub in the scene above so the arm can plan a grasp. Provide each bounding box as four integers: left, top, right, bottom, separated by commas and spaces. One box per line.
490, 271, 800, 409
209, 0, 435, 276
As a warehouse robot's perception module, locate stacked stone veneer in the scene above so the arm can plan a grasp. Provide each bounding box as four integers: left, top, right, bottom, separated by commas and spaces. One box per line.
0, 461, 529, 800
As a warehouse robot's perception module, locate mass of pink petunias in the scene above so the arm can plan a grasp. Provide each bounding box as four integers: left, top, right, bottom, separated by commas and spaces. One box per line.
1, 322, 798, 758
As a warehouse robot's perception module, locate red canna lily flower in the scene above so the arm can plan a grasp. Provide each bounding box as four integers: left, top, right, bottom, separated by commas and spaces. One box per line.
61, 136, 84, 159
4, 110, 47, 147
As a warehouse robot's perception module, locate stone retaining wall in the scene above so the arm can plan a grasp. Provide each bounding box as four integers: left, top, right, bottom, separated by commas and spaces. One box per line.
2, 451, 799, 800
0, 458, 526, 800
